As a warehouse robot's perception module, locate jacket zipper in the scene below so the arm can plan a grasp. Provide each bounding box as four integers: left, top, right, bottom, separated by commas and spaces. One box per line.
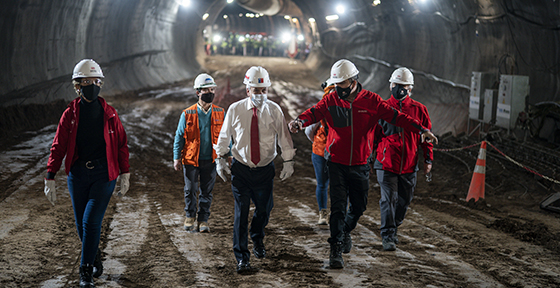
399, 101, 405, 174
349, 102, 353, 165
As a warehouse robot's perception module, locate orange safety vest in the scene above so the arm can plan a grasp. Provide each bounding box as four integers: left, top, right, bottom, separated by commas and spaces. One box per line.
312, 85, 334, 157
181, 104, 225, 167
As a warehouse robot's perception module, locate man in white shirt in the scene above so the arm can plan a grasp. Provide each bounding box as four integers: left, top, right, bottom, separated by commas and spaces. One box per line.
214, 66, 296, 274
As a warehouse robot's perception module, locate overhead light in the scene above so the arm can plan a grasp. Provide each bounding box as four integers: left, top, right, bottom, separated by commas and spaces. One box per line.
325, 14, 339, 21
308, 18, 316, 23
202, 13, 209, 20
336, 4, 345, 14
227, 0, 234, 3
239, 13, 243, 17
297, 34, 304, 41
178, 0, 190, 7
284, 15, 291, 20
223, 14, 228, 19
292, 18, 298, 23
213, 35, 222, 42
372, 0, 381, 6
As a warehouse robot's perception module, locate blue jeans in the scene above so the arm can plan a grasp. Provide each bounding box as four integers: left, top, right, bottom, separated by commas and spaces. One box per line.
67, 160, 116, 265
327, 161, 369, 244
376, 170, 416, 239
311, 153, 329, 210
183, 159, 216, 222
230, 159, 275, 263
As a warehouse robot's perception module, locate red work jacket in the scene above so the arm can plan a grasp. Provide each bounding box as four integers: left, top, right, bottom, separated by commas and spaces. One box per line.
373, 95, 433, 174
47, 97, 130, 181
298, 84, 427, 166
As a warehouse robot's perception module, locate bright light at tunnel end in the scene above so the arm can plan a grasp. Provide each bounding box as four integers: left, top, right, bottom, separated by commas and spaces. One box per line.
178, 0, 191, 7
227, 0, 234, 3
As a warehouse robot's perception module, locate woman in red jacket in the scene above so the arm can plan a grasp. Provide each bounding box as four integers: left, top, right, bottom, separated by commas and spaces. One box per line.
44, 59, 130, 288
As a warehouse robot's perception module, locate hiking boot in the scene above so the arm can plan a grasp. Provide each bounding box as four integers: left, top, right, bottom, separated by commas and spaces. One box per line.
318, 209, 328, 225
79, 264, 95, 288
184, 217, 196, 231
394, 234, 399, 245
198, 222, 210, 233
382, 237, 396, 251
329, 242, 344, 269
92, 249, 103, 278
342, 232, 352, 254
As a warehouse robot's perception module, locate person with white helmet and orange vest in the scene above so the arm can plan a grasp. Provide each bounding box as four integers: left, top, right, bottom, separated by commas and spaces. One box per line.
373, 67, 433, 251
173, 73, 226, 233
214, 66, 296, 274
288, 59, 437, 269
44, 59, 130, 287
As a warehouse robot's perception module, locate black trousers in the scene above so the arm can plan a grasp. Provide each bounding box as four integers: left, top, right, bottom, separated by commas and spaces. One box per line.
327, 161, 370, 244
231, 159, 275, 262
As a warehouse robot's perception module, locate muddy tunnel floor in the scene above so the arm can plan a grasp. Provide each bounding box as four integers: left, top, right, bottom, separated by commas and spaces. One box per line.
1, 56, 560, 287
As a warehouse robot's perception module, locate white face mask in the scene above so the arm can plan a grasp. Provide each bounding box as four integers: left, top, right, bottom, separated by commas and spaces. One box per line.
251, 93, 267, 107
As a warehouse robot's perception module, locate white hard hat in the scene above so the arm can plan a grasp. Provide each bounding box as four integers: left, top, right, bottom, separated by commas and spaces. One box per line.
193, 73, 217, 89
243, 66, 271, 87
72, 59, 104, 79
328, 59, 359, 84
389, 67, 414, 85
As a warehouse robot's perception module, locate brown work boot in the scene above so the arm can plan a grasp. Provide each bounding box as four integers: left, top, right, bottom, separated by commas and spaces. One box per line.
318, 209, 328, 225
198, 222, 210, 233
184, 217, 196, 231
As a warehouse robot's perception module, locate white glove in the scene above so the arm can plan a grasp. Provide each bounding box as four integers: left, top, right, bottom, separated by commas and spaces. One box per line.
279, 161, 295, 181
44, 179, 56, 206
116, 173, 130, 197
216, 158, 230, 182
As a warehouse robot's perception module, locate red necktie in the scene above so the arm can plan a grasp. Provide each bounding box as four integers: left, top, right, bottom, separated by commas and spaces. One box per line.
251, 107, 260, 165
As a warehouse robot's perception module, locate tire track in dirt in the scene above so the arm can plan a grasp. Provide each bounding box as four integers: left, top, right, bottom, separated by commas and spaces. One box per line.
407, 198, 560, 287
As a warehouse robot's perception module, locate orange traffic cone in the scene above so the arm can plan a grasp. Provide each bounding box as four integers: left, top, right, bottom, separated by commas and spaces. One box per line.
466, 141, 487, 202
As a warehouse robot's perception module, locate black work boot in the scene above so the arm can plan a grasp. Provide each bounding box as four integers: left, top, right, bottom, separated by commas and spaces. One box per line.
93, 249, 103, 278
342, 232, 352, 254
329, 242, 344, 269
79, 264, 95, 288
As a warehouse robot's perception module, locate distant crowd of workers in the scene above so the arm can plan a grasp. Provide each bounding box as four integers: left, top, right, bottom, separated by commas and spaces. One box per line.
205, 32, 310, 60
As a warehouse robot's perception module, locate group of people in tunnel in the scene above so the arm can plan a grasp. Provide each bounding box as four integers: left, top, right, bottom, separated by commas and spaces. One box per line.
44, 57, 436, 286
205, 32, 309, 60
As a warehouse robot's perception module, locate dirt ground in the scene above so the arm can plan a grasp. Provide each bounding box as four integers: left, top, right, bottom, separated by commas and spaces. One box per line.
1, 55, 560, 287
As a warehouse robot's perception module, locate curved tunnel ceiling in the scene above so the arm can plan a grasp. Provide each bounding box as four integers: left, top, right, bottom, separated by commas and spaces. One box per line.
1, 0, 560, 134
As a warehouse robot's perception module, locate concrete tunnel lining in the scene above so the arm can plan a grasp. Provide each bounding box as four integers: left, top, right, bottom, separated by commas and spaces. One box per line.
1, 0, 560, 136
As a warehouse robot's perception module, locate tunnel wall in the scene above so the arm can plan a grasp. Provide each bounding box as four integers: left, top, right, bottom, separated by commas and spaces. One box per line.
1, 0, 559, 135
0, 0, 204, 106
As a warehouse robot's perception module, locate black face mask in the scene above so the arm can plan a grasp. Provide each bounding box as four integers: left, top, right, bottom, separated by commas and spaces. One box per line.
392, 84, 408, 100
200, 92, 215, 103
336, 82, 353, 100
81, 84, 100, 101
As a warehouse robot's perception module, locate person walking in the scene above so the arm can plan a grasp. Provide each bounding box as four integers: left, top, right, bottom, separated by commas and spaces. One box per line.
304, 80, 334, 225
173, 73, 226, 233
44, 59, 130, 288
373, 67, 433, 251
288, 59, 437, 269
213, 66, 296, 274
